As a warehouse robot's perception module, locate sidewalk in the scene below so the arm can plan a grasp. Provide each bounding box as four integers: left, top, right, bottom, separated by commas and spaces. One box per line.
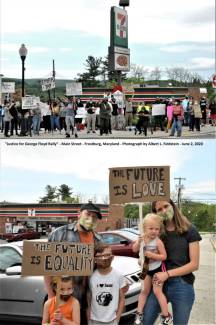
190, 234, 215, 324
0, 124, 215, 140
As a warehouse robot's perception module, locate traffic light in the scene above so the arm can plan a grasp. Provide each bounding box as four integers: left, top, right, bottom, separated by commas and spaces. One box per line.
119, 0, 130, 7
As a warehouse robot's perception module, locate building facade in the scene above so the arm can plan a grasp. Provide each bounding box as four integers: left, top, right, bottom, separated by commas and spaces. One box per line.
0, 203, 125, 235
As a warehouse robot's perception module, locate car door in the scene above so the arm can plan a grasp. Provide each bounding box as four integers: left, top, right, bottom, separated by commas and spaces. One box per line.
0, 246, 45, 320
101, 233, 132, 257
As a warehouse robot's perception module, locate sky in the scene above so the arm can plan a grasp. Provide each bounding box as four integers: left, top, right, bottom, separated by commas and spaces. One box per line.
0, 0, 215, 80
0, 139, 215, 204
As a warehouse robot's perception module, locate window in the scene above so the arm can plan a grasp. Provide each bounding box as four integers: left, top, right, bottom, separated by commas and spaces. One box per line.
102, 234, 125, 245
0, 247, 22, 272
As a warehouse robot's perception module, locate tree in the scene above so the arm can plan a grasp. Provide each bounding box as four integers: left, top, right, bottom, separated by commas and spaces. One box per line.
149, 67, 162, 82
57, 184, 73, 201
39, 185, 57, 203
77, 55, 102, 87
130, 64, 149, 82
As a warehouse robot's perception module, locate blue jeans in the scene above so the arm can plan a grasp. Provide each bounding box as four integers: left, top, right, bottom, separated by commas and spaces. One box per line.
32, 115, 40, 134
142, 277, 195, 325
170, 119, 182, 136
51, 115, 60, 131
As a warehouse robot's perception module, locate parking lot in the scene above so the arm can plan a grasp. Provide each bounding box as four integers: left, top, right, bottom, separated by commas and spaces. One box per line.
0, 234, 215, 325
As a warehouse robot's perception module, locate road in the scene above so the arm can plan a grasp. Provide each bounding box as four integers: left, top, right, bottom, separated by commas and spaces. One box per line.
0, 124, 215, 139
1, 234, 215, 325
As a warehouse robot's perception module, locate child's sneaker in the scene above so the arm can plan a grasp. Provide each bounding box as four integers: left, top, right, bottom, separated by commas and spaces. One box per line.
134, 312, 142, 325
160, 313, 173, 325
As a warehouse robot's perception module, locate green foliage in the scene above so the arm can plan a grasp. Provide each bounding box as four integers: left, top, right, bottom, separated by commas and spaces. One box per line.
39, 184, 79, 204
124, 204, 151, 219
125, 201, 216, 232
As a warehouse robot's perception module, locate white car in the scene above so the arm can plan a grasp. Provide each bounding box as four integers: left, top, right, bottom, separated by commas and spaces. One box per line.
0, 241, 141, 323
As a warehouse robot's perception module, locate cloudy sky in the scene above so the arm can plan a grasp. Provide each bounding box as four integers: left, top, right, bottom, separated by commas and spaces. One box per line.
0, 0, 215, 80
0, 139, 215, 204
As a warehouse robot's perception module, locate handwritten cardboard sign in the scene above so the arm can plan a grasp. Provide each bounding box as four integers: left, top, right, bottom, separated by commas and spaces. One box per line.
109, 166, 170, 204
22, 241, 94, 276
152, 104, 166, 116
41, 77, 55, 91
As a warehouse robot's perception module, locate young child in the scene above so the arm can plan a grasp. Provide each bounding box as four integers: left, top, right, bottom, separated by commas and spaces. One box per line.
132, 213, 173, 325
42, 276, 80, 325
87, 244, 125, 325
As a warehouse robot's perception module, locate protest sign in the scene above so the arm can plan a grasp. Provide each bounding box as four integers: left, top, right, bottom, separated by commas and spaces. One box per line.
41, 77, 55, 91
22, 241, 94, 276
113, 90, 124, 108
152, 104, 166, 116
22, 96, 40, 110
109, 166, 170, 204
66, 82, 82, 96
2, 82, 15, 93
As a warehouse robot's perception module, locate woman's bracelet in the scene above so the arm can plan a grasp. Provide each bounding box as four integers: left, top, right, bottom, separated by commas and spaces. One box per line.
166, 271, 170, 278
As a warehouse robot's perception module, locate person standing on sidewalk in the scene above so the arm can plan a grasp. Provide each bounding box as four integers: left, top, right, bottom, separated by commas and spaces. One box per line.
86, 98, 97, 134
125, 97, 133, 129
169, 100, 184, 137
65, 97, 78, 138
99, 97, 111, 135
142, 199, 201, 325
32, 103, 41, 135
209, 100, 216, 127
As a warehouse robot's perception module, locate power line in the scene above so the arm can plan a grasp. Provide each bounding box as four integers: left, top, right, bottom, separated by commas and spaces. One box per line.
174, 177, 186, 210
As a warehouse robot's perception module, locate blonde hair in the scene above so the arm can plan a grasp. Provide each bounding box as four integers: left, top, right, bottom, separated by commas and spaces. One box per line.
142, 213, 163, 233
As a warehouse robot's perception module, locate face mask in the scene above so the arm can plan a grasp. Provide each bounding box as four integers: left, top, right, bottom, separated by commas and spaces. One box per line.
158, 205, 174, 221
60, 294, 71, 301
79, 215, 96, 231
96, 256, 113, 269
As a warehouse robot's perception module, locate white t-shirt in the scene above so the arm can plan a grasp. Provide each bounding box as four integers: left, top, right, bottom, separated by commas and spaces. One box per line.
89, 268, 125, 322
140, 237, 161, 271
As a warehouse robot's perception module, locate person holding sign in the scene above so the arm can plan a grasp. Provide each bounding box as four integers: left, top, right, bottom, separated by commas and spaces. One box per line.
42, 276, 80, 325
142, 199, 201, 325
45, 202, 102, 325
87, 244, 125, 325
132, 214, 172, 325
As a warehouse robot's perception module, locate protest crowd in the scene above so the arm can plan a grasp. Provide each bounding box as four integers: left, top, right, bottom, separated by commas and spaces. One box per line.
0, 95, 215, 138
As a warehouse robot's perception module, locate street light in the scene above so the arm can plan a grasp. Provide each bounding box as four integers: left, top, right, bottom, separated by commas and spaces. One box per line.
19, 44, 28, 97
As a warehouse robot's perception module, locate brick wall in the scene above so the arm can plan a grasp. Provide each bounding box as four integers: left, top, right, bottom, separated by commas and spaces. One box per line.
96, 205, 125, 231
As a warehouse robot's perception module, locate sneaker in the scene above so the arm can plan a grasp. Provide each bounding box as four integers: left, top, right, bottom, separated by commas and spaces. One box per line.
134, 312, 142, 325
66, 133, 70, 138
160, 313, 173, 325
75, 134, 78, 138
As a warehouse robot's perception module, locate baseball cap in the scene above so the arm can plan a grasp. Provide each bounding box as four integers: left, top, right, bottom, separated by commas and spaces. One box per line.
80, 202, 102, 219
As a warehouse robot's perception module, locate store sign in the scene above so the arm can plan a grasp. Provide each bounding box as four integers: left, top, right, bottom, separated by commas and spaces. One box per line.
110, 6, 128, 48
109, 166, 170, 204
22, 241, 94, 276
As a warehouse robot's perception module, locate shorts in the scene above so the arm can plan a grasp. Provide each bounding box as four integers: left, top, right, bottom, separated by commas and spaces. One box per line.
147, 264, 163, 277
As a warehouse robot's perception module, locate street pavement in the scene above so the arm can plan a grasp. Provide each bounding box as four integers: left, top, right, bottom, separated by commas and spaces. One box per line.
0, 234, 215, 324
0, 124, 215, 139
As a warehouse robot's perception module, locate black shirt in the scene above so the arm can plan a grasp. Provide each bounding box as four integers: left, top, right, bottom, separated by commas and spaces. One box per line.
162, 225, 202, 284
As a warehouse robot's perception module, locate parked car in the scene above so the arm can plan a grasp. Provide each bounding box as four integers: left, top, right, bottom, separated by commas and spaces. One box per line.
0, 241, 141, 323
119, 227, 140, 235
99, 230, 139, 258
3, 228, 41, 242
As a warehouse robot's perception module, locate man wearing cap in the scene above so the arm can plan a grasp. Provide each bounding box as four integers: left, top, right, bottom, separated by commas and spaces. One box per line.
44, 202, 102, 324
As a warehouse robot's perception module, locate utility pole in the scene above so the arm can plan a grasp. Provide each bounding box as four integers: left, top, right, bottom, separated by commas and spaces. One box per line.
52, 59, 56, 99
174, 177, 186, 211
